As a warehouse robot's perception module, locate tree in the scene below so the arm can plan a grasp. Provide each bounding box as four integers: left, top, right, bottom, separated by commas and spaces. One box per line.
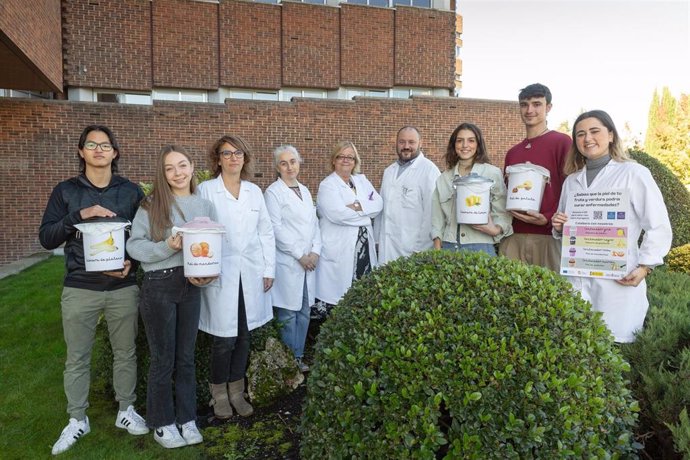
644, 87, 690, 186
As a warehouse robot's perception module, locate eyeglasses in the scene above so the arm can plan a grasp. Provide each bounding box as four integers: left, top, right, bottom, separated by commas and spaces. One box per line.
220, 149, 245, 159
336, 155, 356, 162
83, 141, 113, 152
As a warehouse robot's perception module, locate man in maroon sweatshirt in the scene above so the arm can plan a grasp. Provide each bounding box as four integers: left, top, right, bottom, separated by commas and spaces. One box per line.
499, 83, 571, 272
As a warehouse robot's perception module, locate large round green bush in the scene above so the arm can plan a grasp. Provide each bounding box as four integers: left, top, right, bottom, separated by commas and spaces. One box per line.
300, 251, 638, 459
629, 150, 690, 248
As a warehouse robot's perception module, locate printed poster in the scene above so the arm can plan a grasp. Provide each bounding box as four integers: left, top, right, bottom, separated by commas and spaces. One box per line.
560, 189, 629, 280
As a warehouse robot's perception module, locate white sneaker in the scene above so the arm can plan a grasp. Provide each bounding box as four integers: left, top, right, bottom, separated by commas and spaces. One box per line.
52, 417, 90, 455
154, 424, 187, 449
115, 405, 149, 435
179, 420, 203, 445
296, 357, 310, 373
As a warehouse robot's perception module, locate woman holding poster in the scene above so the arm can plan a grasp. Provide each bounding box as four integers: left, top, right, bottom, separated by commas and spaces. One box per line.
551, 110, 672, 343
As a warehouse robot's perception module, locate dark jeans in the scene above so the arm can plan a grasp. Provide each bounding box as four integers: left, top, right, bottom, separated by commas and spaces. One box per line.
210, 280, 250, 384
139, 266, 200, 428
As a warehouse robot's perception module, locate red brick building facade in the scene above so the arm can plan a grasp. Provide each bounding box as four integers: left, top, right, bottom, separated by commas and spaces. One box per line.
0, 0, 524, 266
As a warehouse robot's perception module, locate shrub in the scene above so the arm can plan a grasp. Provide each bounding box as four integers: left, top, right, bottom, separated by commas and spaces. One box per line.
93, 316, 290, 409
621, 267, 690, 458
629, 150, 690, 248
300, 251, 638, 459
667, 244, 690, 275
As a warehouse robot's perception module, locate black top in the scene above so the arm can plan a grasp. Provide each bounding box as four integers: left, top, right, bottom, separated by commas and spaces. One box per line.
39, 174, 144, 291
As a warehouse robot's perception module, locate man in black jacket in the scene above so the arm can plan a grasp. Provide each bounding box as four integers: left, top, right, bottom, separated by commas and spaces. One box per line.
39, 125, 148, 455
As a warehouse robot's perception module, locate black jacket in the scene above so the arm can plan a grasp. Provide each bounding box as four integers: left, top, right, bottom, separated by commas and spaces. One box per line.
39, 174, 144, 291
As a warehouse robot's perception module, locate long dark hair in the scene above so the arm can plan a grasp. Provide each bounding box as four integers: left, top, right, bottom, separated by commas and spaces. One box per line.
77, 124, 120, 174
445, 123, 491, 169
141, 145, 196, 242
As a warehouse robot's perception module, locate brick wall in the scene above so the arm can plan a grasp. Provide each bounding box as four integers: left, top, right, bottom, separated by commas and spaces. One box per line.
63, 0, 152, 91
61, 0, 456, 92
0, 96, 522, 266
281, 2, 340, 89
395, 6, 455, 88
152, 0, 219, 90
340, 4, 394, 88
0, 0, 63, 91
220, 1, 282, 90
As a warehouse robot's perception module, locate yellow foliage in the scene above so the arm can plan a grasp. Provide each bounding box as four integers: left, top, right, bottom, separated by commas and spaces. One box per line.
667, 244, 690, 274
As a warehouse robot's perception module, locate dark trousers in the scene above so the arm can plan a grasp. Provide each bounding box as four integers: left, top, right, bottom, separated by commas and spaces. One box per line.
139, 267, 200, 428
210, 280, 250, 384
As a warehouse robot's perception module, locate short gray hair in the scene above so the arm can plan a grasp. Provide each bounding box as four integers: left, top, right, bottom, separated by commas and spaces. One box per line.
272, 144, 302, 169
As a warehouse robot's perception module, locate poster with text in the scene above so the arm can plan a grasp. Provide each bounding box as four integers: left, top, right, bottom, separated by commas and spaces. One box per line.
560, 189, 629, 279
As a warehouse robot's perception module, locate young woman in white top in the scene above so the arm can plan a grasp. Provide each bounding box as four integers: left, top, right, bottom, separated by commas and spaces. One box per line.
552, 110, 672, 342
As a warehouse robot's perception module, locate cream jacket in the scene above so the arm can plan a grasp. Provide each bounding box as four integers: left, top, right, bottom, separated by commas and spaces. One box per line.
431, 162, 513, 244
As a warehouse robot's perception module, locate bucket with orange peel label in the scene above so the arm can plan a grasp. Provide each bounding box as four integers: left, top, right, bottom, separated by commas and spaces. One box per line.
173, 217, 225, 277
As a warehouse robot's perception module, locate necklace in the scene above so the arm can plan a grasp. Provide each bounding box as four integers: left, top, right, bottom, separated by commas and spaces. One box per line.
524, 127, 549, 149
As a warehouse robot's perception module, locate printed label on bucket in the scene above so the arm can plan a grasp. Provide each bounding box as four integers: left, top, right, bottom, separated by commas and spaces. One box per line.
83, 230, 126, 271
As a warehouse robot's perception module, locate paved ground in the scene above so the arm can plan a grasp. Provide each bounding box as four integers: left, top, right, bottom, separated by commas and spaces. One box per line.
0, 251, 56, 280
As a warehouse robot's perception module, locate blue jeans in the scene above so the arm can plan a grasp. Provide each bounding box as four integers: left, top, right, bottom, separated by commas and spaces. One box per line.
441, 241, 497, 256
274, 275, 310, 359
139, 267, 200, 428
210, 279, 250, 384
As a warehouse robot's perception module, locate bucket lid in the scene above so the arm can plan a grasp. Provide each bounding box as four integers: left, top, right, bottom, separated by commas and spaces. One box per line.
505, 162, 551, 180
74, 216, 131, 234
173, 216, 225, 234
453, 172, 493, 186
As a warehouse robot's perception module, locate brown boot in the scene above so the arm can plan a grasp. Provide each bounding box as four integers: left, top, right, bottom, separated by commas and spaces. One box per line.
209, 383, 233, 419
228, 379, 254, 417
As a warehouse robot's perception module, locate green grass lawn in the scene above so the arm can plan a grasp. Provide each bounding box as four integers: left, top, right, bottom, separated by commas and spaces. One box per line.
0, 257, 203, 459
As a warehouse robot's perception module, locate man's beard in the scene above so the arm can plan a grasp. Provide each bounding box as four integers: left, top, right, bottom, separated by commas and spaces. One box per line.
398, 148, 419, 163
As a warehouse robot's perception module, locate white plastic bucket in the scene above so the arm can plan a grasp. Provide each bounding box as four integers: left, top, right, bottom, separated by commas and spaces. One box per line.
75, 220, 130, 272
454, 174, 493, 224
505, 163, 551, 212
174, 217, 225, 277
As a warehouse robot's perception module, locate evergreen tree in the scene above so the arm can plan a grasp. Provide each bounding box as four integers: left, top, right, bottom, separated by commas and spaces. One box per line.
644, 87, 690, 186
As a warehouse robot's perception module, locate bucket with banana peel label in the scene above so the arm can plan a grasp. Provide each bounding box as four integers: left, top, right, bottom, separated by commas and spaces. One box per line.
75, 218, 130, 272
505, 162, 551, 212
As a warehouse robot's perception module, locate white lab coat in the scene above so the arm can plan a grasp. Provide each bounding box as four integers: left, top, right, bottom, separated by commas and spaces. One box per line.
375, 153, 440, 264
315, 172, 383, 305
197, 177, 275, 337
556, 160, 672, 342
264, 178, 321, 310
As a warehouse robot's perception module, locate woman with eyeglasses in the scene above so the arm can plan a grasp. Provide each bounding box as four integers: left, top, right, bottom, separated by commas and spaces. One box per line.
314, 141, 383, 317
196, 135, 275, 420
264, 145, 321, 373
